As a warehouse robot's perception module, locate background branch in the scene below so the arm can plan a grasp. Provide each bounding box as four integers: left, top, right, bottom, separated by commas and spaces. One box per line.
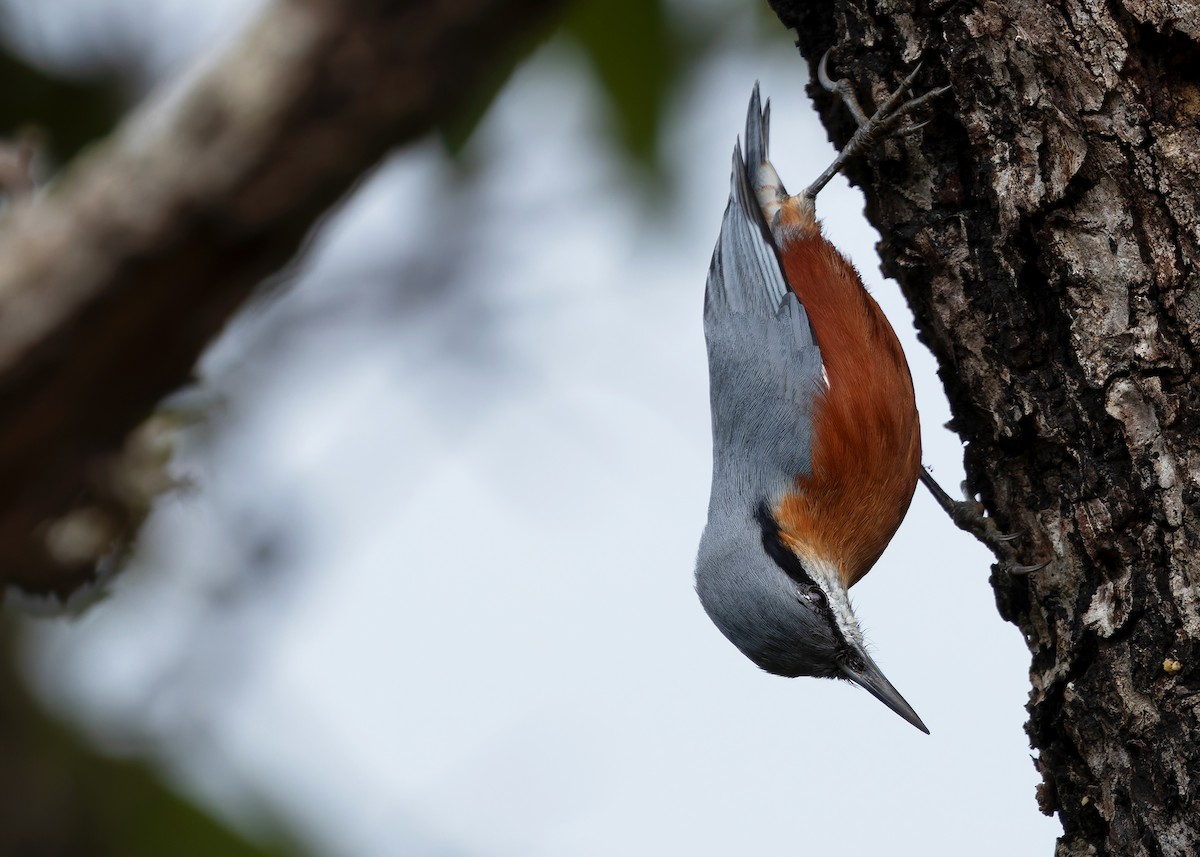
0, 0, 563, 601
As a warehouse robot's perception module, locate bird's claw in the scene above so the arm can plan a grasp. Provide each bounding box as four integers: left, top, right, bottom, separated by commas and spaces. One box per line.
804, 50, 951, 201
817, 49, 871, 127
1005, 560, 1050, 576
816, 50, 949, 133
918, 467, 1047, 575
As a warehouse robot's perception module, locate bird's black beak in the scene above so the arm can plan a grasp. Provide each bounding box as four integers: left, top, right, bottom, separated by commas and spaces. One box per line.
841, 648, 929, 734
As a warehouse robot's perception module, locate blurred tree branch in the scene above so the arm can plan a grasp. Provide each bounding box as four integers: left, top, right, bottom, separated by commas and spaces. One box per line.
0, 0, 563, 603
768, 0, 1200, 853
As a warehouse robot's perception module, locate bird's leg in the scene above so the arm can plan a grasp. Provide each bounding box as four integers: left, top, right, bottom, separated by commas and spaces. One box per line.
802, 51, 952, 202
919, 468, 1047, 574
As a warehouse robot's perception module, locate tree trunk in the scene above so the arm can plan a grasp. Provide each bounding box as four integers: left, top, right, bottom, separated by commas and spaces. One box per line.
767, 0, 1200, 853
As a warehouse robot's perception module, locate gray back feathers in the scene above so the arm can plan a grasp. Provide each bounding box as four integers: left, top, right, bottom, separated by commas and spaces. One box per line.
703, 90, 824, 511
696, 84, 836, 679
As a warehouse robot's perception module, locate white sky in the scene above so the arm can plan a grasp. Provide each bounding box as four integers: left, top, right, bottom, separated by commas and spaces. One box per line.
15, 1, 1061, 854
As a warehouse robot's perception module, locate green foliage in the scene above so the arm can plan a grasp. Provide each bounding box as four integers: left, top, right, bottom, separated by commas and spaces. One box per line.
439, 7, 562, 156
0, 1, 790, 188
76, 759, 303, 857
560, 0, 681, 171
0, 624, 307, 857
440, 0, 685, 173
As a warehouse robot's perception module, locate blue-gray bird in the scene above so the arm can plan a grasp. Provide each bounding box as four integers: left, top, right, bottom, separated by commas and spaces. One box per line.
695, 76, 938, 733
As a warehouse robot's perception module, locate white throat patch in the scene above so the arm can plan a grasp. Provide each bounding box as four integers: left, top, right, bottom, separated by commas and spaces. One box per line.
794, 552, 864, 649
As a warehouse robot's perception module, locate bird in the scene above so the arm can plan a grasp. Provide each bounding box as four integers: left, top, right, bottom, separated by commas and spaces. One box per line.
695, 65, 948, 734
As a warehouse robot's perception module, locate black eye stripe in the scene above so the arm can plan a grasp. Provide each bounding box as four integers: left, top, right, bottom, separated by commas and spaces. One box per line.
755, 501, 854, 652
755, 502, 819, 589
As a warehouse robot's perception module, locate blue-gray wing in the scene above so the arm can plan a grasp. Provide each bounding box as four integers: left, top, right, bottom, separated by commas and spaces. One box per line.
703, 134, 824, 503
705, 142, 791, 318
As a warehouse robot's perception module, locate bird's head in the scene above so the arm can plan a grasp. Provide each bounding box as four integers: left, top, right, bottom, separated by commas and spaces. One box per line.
696, 502, 927, 733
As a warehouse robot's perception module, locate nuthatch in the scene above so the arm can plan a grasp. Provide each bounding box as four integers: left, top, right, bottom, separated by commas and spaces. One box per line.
696, 66, 948, 733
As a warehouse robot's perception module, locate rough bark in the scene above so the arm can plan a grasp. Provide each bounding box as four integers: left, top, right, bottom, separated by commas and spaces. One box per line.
768, 0, 1200, 854
0, 0, 562, 603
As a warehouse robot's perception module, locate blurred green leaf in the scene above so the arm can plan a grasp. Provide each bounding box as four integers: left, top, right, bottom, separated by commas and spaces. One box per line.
440, 5, 567, 155
0, 623, 308, 857
440, 0, 793, 187
561, 0, 680, 172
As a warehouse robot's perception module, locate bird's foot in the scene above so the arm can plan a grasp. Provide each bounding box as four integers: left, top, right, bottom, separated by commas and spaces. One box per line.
802, 51, 951, 201
918, 468, 1047, 575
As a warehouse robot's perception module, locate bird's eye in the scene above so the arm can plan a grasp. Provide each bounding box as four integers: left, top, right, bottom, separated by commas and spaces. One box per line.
802, 586, 828, 608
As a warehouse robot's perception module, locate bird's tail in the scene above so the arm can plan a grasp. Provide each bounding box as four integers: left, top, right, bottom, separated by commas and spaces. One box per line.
704, 85, 792, 318
744, 83, 817, 241
741, 83, 794, 230
744, 82, 771, 177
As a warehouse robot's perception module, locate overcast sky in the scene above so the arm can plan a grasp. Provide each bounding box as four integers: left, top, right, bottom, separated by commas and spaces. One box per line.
15, 1, 1061, 854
